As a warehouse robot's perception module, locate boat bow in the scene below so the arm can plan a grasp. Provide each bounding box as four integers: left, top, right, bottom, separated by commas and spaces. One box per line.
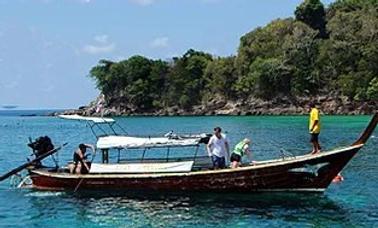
353, 112, 378, 146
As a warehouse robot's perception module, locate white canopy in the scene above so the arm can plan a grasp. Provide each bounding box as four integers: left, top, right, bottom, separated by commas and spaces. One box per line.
58, 114, 115, 123
96, 135, 200, 149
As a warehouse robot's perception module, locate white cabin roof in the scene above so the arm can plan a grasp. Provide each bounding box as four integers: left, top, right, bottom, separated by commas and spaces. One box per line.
58, 114, 115, 123
96, 135, 200, 149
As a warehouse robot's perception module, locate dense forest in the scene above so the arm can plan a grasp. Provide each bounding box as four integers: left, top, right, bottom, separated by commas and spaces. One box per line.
88, 0, 378, 115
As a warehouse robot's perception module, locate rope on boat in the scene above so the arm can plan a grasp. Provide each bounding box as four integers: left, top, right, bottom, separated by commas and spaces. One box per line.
265, 138, 296, 160
279, 149, 296, 160
9, 174, 22, 188
17, 175, 32, 188
51, 152, 59, 168
9, 173, 32, 189
74, 178, 85, 193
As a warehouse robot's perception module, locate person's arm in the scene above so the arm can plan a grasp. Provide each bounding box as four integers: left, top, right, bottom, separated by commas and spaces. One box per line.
246, 149, 254, 163
78, 152, 90, 172
85, 144, 95, 152
310, 110, 319, 133
84, 144, 96, 160
311, 120, 319, 133
244, 145, 255, 164
207, 138, 213, 157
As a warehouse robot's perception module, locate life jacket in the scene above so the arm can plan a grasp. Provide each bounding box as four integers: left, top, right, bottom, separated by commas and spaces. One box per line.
233, 141, 247, 156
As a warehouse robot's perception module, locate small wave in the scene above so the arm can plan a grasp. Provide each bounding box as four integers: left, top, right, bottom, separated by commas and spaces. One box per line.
25, 191, 65, 197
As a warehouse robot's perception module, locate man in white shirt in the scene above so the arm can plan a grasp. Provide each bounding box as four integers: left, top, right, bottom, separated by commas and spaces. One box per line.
207, 127, 230, 169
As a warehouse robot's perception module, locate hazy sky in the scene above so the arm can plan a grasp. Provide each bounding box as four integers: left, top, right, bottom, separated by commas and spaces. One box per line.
0, 0, 335, 109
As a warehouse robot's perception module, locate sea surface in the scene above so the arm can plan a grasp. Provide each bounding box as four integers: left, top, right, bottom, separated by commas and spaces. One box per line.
0, 111, 377, 227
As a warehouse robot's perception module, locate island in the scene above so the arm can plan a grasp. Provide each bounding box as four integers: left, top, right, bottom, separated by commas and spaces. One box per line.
57, 0, 378, 117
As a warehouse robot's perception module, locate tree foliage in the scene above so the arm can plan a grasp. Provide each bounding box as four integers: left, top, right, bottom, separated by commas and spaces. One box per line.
295, 0, 327, 38
204, 56, 237, 99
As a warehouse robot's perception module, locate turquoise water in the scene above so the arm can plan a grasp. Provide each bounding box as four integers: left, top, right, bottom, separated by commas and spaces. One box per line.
0, 112, 377, 227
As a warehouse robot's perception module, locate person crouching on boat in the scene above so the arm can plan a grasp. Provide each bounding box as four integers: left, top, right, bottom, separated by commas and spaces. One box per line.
71, 144, 94, 174
230, 138, 253, 168
207, 127, 230, 169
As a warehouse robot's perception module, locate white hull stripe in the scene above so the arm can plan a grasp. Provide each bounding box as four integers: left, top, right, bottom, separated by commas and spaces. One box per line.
254, 188, 325, 192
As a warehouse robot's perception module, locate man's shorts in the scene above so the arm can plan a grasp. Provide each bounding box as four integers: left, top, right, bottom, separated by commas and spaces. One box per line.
310, 133, 319, 143
230, 153, 242, 163
211, 155, 226, 169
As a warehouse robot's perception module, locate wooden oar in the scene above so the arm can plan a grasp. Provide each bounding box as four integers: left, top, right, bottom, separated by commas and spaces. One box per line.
0, 143, 68, 182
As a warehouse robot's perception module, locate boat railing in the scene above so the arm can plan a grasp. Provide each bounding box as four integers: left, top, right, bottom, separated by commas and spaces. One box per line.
97, 143, 206, 167
87, 120, 128, 139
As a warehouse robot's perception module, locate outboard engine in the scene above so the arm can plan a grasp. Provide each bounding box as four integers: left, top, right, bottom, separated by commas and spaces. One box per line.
28, 136, 55, 157
199, 134, 212, 144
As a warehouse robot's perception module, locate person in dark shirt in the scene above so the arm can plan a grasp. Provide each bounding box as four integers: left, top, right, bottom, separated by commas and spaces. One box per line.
72, 143, 95, 174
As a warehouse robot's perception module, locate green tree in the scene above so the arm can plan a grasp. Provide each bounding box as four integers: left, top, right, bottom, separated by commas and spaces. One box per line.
149, 60, 169, 108
324, 5, 378, 99
204, 56, 237, 99
329, 0, 378, 15
236, 19, 295, 77
88, 59, 115, 97
295, 0, 327, 38
235, 57, 291, 99
367, 77, 378, 100
282, 21, 319, 95
165, 49, 213, 109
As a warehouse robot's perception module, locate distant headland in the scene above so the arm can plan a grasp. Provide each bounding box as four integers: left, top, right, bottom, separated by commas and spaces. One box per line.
56, 0, 378, 117
1, 105, 18, 109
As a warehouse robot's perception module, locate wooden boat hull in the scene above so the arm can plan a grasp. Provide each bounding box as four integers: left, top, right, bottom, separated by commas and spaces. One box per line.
29, 145, 362, 192
28, 113, 378, 193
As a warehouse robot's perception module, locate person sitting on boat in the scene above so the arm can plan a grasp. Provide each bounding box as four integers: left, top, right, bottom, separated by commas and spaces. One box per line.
71, 144, 95, 174
207, 127, 230, 169
309, 102, 322, 154
230, 138, 254, 168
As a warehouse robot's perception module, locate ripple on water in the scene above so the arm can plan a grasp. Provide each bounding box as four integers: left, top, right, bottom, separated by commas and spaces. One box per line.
24, 191, 65, 197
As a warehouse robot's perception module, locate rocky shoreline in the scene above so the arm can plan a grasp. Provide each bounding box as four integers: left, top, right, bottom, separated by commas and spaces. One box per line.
51, 95, 377, 117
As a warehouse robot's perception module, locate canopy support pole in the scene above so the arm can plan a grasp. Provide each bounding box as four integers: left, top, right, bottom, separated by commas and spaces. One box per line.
109, 122, 118, 135
102, 149, 109, 164
89, 123, 99, 139
117, 149, 121, 163
193, 145, 199, 164
141, 148, 147, 162
166, 148, 170, 162
115, 123, 128, 135
96, 124, 109, 136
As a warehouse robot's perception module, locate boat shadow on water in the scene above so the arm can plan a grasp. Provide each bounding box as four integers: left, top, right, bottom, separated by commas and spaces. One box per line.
23, 189, 356, 227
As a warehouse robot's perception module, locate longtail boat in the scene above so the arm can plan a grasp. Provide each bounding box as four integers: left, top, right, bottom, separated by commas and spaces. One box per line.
1, 113, 377, 193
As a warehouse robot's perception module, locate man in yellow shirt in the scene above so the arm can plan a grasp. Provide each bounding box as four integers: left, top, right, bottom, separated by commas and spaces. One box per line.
309, 102, 321, 154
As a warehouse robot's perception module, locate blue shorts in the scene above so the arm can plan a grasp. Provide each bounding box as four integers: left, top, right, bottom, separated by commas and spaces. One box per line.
212, 155, 226, 169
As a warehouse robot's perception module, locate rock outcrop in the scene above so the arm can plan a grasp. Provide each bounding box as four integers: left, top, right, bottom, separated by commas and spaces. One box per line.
51, 95, 377, 117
